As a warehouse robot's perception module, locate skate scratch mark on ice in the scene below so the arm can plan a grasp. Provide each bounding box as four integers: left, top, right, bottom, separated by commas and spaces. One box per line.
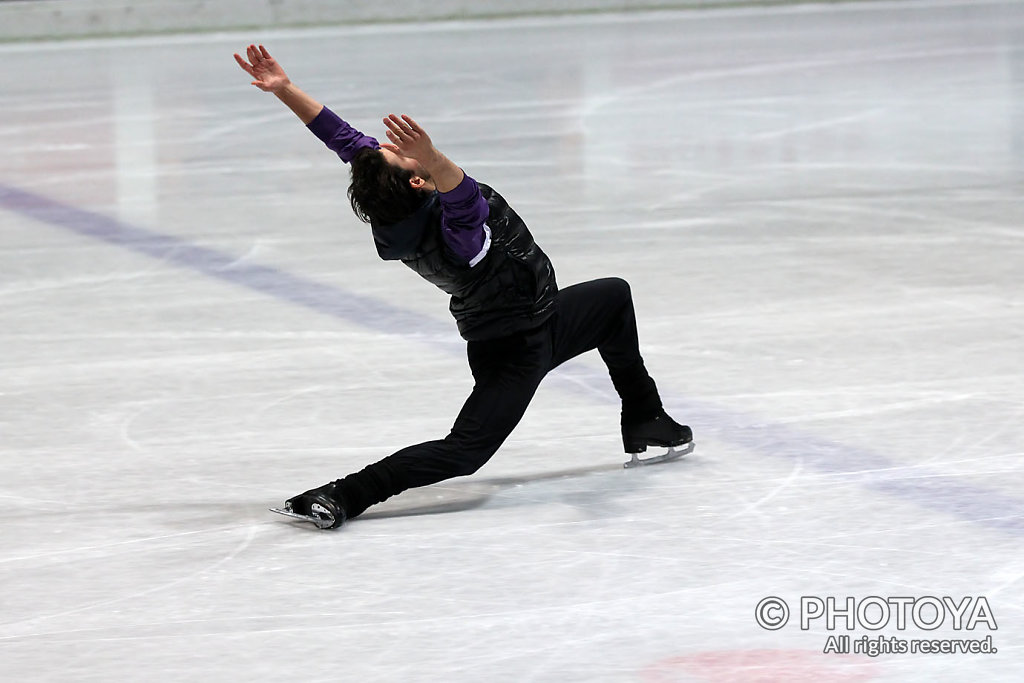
576, 45, 1004, 120
119, 405, 150, 454
0, 525, 258, 635
771, 393, 980, 424
0, 524, 253, 566
985, 571, 1024, 602
723, 462, 802, 523
2, 182, 1023, 536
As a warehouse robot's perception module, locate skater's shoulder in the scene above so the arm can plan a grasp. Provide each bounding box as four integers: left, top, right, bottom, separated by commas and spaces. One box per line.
477, 182, 510, 208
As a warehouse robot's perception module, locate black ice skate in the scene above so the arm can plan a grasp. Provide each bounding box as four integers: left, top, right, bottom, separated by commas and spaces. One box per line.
270, 481, 348, 529
621, 409, 694, 468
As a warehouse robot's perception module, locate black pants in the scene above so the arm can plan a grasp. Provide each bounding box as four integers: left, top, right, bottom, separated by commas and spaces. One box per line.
334, 277, 662, 518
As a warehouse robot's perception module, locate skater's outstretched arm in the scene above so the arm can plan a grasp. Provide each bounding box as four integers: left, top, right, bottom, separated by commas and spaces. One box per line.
233, 44, 378, 163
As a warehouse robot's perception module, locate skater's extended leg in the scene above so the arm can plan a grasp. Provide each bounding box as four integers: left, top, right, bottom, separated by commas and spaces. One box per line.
293, 327, 551, 523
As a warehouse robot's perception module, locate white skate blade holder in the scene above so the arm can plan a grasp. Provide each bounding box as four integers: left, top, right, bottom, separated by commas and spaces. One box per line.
623, 441, 695, 469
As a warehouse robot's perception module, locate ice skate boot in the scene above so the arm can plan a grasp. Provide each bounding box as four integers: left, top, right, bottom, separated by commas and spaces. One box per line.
270, 481, 348, 529
621, 409, 694, 468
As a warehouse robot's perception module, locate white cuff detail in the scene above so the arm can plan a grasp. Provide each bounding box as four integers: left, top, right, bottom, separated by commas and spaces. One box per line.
468, 225, 492, 267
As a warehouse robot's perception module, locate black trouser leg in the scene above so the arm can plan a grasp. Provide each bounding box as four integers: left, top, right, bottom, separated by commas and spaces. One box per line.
334, 327, 550, 519
549, 278, 662, 421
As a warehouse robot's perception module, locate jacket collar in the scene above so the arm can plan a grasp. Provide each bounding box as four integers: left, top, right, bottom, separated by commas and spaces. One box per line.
371, 193, 439, 261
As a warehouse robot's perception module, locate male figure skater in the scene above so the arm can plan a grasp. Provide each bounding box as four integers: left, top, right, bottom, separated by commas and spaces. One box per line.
234, 45, 692, 529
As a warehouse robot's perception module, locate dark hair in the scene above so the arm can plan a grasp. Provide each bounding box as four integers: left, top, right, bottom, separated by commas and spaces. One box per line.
347, 148, 428, 225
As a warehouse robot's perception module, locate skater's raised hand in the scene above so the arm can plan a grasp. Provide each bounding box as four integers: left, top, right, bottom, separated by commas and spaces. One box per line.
233, 44, 323, 124
234, 44, 290, 93
381, 114, 438, 165
381, 114, 464, 193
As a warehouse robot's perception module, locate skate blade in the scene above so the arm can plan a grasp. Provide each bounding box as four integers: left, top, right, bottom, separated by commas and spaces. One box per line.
269, 507, 334, 529
623, 441, 695, 469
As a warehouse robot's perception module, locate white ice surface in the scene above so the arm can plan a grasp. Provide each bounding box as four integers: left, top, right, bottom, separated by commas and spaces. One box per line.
1, 1, 1023, 681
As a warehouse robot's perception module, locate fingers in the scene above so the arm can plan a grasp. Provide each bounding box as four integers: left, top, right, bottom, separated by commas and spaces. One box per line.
401, 114, 425, 135
383, 114, 421, 143
382, 117, 405, 145
233, 52, 255, 75
243, 43, 271, 67
382, 114, 408, 139
235, 44, 263, 72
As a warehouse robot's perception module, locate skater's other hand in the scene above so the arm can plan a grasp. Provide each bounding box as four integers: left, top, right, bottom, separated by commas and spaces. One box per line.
381, 114, 438, 165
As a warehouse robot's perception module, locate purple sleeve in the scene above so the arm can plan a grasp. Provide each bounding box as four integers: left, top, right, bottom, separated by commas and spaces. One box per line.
439, 173, 491, 266
307, 106, 379, 163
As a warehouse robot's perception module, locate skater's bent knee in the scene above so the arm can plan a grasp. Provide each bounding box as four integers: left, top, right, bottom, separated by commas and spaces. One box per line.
451, 453, 492, 477
604, 276, 629, 291
600, 277, 632, 305
441, 435, 501, 477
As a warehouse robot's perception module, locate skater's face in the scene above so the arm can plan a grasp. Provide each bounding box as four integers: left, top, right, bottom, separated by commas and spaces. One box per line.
379, 147, 433, 191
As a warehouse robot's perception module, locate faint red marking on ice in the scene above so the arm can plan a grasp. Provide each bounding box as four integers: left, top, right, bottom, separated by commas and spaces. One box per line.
640, 649, 877, 683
